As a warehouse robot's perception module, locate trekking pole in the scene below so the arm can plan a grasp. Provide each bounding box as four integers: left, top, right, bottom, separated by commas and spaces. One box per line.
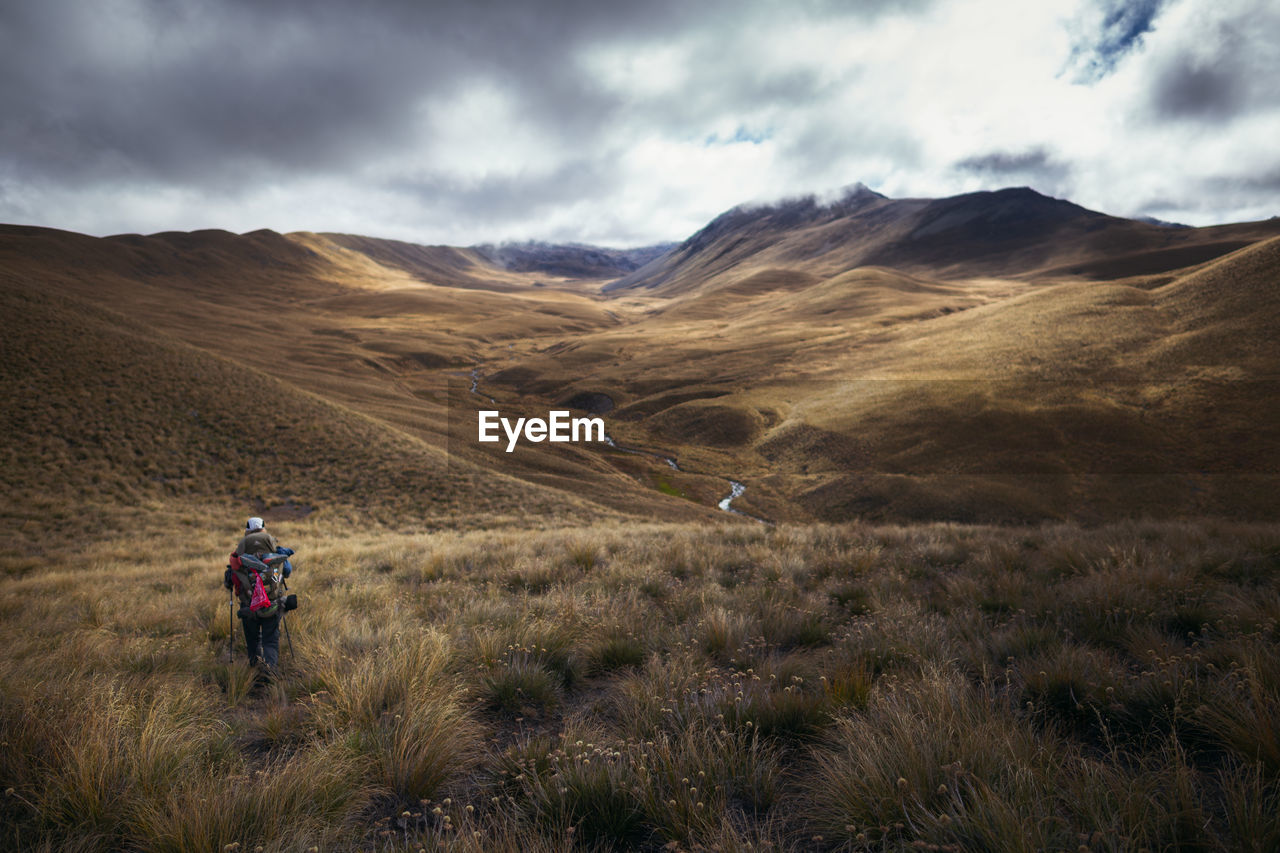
228, 588, 235, 664
281, 576, 296, 662
282, 612, 295, 662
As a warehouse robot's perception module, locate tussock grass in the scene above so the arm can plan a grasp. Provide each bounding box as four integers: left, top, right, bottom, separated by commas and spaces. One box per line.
806, 668, 1064, 849
132, 737, 377, 852
3, 519, 1280, 850
585, 624, 647, 674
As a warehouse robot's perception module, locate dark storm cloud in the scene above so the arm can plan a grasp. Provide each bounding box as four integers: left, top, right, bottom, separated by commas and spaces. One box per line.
1200, 170, 1280, 201
1, 0, 1274, 240
1132, 169, 1280, 224
0, 0, 702, 186
1151, 62, 1243, 119
956, 149, 1064, 176
4, 4, 472, 178
1066, 0, 1169, 82
1146, 1, 1280, 121
1152, 9, 1280, 121
0, 0, 923, 237
0, 0, 901, 183
954, 148, 1072, 195
390, 156, 621, 230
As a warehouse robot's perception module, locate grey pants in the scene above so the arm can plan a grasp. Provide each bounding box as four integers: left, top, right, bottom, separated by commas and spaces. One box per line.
240, 612, 280, 668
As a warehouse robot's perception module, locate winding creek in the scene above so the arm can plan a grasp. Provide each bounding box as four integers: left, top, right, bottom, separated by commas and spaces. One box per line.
466, 367, 763, 521
468, 368, 496, 405
718, 480, 746, 512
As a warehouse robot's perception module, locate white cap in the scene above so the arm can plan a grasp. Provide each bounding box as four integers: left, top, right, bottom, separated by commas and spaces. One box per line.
246, 516, 264, 532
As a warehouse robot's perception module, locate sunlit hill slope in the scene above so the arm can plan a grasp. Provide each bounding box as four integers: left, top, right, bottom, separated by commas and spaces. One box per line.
3, 185, 1280, 543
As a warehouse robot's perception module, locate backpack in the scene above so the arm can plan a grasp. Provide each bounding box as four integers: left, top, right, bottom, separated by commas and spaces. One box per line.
230, 552, 289, 618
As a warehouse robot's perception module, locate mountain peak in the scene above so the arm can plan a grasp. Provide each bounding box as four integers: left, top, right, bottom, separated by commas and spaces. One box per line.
608, 183, 1280, 295
834, 181, 887, 204
740, 181, 888, 219
684, 182, 889, 252
1135, 214, 1190, 228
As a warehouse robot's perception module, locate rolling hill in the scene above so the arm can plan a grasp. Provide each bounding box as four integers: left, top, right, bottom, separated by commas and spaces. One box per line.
3, 184, 1279, 534
474, 190, 1280, 523
607, 185, 1280, 298
0, 270, 635, 562
0, 226, 723, 559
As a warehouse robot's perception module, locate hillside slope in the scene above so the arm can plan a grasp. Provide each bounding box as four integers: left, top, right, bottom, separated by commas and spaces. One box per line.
608, 187, 1280, 299
751, 238, 1280, 521
480, 232, 1280, 522
4, 187, 1278, 528
0, 272, 624, 558
0, 225, 730, 541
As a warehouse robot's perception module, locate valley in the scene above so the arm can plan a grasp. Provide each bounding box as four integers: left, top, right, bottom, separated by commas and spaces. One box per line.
4, 187, 1280, 559
3, 186, 1280, 852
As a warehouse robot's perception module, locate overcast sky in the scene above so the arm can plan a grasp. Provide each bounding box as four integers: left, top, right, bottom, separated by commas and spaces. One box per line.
1, 0, 1277, 246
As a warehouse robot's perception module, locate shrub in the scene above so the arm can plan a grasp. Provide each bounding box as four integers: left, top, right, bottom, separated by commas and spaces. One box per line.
566, 539, 602, 572
499, 733, 646, 849
207, 661, 257, 706
757, 603, 832, 650
131, 738, 377, 852
635, 726, 782, 845
314, 628, 452, 729
828, 582, 874, 615
698, 606, 752, 662
587, 625, 646, 674
480, 655, 562, 714
383, 684, 480, 802
805, 670, 1066, 849
1191, 669, 1280, 776
1018, 645, 1123, 742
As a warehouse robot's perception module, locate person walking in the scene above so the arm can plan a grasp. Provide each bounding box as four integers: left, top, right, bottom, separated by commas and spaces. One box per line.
224, 516, 292, 674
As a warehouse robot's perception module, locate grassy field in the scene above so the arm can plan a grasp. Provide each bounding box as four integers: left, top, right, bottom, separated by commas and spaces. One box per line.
3, 519, 1278, 851
3, 210, 1280, 851
6, 223, 1280, 529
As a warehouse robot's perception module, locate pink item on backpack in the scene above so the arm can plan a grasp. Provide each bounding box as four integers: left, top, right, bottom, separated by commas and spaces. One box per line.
249, 572, 271, 611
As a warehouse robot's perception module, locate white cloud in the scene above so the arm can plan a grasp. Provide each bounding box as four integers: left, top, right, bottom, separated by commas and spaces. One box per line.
0, 0, 1275, 244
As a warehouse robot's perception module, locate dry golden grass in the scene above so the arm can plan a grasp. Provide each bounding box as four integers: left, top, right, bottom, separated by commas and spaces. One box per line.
0, 224, 730, 539
0, 269, 649, 564
5, 217, 1280, 528
474, 238, 1280, 524
2, 519, 1279, 850
3, 213, 1280, 852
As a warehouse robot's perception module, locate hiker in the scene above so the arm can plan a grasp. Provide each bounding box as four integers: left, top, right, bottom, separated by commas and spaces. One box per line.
224, 516, 294, 672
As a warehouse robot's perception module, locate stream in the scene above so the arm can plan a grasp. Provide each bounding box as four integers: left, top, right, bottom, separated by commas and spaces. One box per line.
466, 367, 762, 520
468, 368, 496, 404
718, 480, 746, 513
